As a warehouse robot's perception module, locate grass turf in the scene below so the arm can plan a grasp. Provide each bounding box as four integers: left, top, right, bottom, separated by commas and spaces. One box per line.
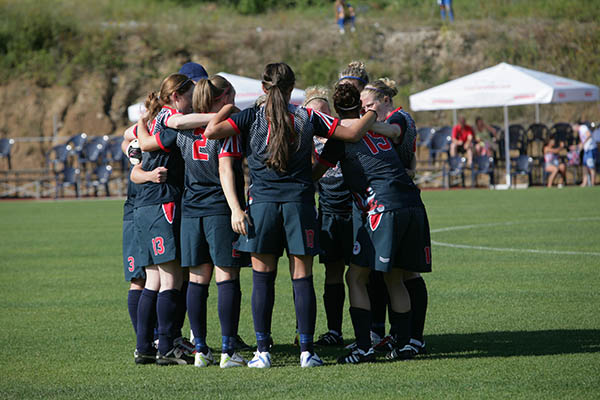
0, 187, 599, 399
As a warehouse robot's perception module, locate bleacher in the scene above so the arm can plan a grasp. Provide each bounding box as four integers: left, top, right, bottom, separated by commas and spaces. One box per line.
414, 121, 600, 189
1, 121, 599, 198
0, 133, 128, 199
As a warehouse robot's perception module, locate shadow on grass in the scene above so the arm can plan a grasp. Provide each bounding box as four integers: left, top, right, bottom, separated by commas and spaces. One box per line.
262, 329, 600, 366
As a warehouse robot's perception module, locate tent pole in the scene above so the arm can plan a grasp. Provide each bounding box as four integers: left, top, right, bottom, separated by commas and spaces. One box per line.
452, 109, 457, 126
504, 105, 511, 187
535, 104, 540, 123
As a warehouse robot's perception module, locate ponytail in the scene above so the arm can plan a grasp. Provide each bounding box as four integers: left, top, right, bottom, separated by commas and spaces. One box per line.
262, 63, 296, 173
144, 73, 194, 121
193, 75, 233, 113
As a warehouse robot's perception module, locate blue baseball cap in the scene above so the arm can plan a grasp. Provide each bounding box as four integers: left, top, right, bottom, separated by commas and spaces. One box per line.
179, 62, 208, 82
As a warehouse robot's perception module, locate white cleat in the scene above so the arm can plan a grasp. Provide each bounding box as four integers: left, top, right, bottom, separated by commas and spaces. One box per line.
300, 351, 324, 368
220, 352, 246, 368
247, 351, 271, 369
194, 349, 215, 367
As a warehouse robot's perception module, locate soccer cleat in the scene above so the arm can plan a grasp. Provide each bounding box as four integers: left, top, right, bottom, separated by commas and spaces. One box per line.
373, 335, 396, 353
231, 334, 252, 351
315, 331, 344, 346
386, 343, 418, 361
247, 351, 272, 369
194, 348, 215, 367
174, 336, 196, 355
156, 347, 194, 366
337, 347, 376, 364
134, 349, 156, 365
220, 352, 246, 368
300, 351, 324, 368
409, 338, 426, 355
370, 331, 383, 347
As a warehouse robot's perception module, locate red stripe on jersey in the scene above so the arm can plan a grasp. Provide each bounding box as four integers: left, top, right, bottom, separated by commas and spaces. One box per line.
155, 132, 171, 152
307, 108, 313, 118
226, 118, 241, 135
162, 202, 175, 224
385, 107, 403, 121
327, 117, 339, 138
218, 152, 241, 159
163, 106, 181, 126
316, 154, 336, 169
133, 125, 138, 138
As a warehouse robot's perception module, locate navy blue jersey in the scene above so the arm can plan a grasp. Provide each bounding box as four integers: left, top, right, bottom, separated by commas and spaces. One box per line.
317, 131, 423, 215
135, 106, 184, 207
175, 126, 245, 217
386, 107, 417, 168
227, 105, 338, 204
313, 137, 352, 214
123, 168, 137, 221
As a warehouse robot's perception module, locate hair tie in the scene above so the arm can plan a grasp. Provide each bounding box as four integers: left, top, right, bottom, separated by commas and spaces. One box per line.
336, 104, 360, 111
339, 75, 367, 84
214, 86, 230, 101
364, 85, 387, 95
305, 96, 329, 104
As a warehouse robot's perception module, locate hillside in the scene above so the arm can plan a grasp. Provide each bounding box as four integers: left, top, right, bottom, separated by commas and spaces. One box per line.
1, 0, 598, 170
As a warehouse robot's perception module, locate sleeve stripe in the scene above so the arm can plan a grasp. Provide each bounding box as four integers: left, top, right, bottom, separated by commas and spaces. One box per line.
226, 118, 241, 135
327, 118, 339, 138
133, 125, 138, 138
155, 132, 170, 152
218, 152, 242, 159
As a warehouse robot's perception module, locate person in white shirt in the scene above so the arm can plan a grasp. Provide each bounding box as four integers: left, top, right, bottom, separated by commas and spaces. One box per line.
573, 122, 597, 187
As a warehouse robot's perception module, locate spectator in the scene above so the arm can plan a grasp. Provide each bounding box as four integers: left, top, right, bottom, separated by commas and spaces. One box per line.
475, 116, 498, 157
437, 0, 454, 22
335, 0, 356, 34
450, 116, 474, 166
543, 135, 567, 188
573, 121, 597, 186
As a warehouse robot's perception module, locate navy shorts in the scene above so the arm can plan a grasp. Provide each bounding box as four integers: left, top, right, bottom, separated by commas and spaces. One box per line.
180, 214, 250, 268
134, 202, 180, 265
318, 212, 353, 265
235, 202, 319, 257
122, 219, 148, 282
352, 206, 432, 273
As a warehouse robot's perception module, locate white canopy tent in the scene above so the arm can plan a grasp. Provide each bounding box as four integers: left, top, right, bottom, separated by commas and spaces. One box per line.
128, 72, 306, 123
409, 62, 599, 187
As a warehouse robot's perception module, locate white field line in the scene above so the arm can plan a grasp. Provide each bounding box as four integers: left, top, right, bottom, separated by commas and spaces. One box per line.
431, 217, 600, 257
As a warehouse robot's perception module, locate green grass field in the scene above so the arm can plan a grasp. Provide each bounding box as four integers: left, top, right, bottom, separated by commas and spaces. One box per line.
1, 187, 599, 399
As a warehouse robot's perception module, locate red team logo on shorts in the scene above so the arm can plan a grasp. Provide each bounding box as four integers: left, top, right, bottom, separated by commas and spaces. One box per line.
162, 202, 175, 224
305, 229, 315, 249
369, 213, 382, 231
127, 256, 135, 272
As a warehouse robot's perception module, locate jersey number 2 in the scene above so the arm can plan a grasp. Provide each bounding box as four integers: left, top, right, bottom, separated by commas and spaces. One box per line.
193, 130, 209, 161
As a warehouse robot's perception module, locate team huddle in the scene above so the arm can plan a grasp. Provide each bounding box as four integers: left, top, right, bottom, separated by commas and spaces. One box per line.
121, 60, 431, 368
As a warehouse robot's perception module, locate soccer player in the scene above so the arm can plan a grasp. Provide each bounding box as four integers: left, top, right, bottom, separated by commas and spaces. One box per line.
314, 83, 432, 364
204, 62, 387, 368
132, 73, 191, 365
304, 86, 352, 346
120, 134, 167, 364
337, 61, 369, 91
360, 79, 428, 356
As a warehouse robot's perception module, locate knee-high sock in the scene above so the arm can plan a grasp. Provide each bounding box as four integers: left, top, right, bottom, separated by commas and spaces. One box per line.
136, 288, 157, 354
389, 309, 412, 347
172, 280, 188, 339
127, 289, 143, 335
217, 279, 237, 355
187, 282, 209, 353
293, 276, 317, 353
367, 271, 388, 338
349, 307, 372, 352
252, 270, 276, 352
405, 277, 428, 342
323, 283, 345, 335
157, 289, 180, 355
233, 278, 242, 335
